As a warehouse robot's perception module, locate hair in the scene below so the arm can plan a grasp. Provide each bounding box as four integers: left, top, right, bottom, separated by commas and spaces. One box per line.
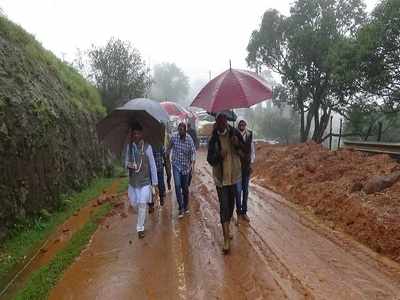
178, 122, 187, 130
130, 121, 143, 131
238, 120, 247, 126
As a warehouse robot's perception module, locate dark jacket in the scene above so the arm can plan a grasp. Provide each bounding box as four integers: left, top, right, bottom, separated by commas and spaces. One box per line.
188, 127, 199, 150
207, 125, 245, 167
240, 130, 253, 175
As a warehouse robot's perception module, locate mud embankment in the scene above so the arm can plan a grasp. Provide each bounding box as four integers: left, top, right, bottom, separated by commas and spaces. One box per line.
253, 143, 400, 263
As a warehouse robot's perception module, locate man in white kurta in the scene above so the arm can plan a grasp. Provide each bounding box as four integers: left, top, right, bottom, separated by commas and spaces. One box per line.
125, 123, 158, 239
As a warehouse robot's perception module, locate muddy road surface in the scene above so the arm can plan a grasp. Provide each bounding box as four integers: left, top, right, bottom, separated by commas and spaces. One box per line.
49, 153, 400, 299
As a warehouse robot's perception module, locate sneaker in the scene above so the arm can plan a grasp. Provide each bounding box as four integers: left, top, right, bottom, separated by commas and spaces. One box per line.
184, 208, 190, 214
138, 231, 145, 239
241, 214, 250, 222
178, 211, 184, 219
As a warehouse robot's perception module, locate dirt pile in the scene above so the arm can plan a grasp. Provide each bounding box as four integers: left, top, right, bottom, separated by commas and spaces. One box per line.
253, 142, 400, 263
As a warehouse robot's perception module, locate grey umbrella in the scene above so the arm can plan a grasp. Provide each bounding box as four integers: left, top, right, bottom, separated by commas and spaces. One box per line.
96, 98, 169, 154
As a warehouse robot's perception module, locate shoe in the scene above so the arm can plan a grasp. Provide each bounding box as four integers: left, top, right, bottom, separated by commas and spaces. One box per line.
222, 222, 231, 255
235, 212, 241, 226
184, 208, 190, 214
148, 203, 155, 214
138, 231, 145, 239
178, 211, 184, 219
241, 214, 250, 222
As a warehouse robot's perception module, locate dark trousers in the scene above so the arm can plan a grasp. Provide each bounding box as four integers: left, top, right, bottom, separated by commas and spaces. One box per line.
216, 185, 235, 224
173, 166, 189, 211
235, 172, 250, 214
157, 170, 166, 199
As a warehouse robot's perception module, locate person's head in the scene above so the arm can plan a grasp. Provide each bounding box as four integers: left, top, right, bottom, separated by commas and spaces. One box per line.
215, 113, 228, 132
130, 122, 143, 143
238, 120, 247, 132
178, 122, 187, 138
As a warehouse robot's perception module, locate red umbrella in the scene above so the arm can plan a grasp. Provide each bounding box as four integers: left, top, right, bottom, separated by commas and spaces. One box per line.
190, 68, 273, 112
160, 101, 188, 118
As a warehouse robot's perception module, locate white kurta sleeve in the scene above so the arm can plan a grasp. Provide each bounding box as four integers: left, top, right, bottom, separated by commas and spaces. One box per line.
251, 141, 256, 164
125, 144, 130, 169
146, 145, 158, 186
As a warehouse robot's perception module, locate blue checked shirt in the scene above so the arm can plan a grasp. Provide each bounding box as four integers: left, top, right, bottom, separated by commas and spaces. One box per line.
169, 133, 196, 175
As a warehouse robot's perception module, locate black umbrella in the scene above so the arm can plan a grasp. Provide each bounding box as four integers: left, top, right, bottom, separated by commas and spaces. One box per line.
96, 98, 169, 154
208, 110, 237, 122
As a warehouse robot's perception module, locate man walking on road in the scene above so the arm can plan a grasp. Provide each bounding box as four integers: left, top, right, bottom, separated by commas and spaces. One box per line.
167, 122, 196, 218
207, 113, 245, 254
236, 119, 255, 222
125, 122, 158, 239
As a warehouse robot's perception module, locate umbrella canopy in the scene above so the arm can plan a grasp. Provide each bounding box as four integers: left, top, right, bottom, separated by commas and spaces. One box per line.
191, 68, 273, 112
209, 110, 237, 122
96, 98, 169, 154
160, 101, 188, 118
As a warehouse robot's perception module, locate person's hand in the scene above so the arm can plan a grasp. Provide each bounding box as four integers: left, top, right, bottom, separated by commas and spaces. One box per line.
231, 135, 239, 146
221, 150, 227, 159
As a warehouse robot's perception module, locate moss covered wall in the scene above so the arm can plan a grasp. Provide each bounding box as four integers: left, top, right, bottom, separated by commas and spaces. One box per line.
0, 17, 109, 238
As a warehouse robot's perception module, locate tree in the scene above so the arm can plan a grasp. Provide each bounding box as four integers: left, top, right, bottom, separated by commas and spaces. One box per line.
150, 62, 189, 104
247, 0, 367, 143
338, 0, 400, 111
76, 38, 151, 112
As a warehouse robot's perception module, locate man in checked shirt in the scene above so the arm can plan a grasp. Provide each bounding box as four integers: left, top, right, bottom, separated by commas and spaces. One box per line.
166, 122, 196, 218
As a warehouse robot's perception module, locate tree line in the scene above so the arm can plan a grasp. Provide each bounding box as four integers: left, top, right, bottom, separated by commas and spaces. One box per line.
73, 38, 190, 112
247, 0, 400, 143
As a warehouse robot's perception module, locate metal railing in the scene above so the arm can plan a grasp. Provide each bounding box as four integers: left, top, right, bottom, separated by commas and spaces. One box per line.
343, 140, 400, 156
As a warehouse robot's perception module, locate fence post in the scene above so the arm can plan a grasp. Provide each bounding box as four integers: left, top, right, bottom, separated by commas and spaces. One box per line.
377, 122, 383, 142
338, 119, 342, 149
329, 115, 333, 150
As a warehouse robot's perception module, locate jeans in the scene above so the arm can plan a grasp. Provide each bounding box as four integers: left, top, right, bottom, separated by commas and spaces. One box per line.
172, 166, 189, 211
216, 185, 235, 224
236, 173, 250, 214
157, 170, 166, 199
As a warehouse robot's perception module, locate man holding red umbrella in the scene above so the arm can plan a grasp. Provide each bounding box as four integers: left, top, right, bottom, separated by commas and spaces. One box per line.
207, 112, 245, 254
191, 65, 272, 254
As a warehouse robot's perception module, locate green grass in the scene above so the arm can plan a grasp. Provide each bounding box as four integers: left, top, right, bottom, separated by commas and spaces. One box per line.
0, 15, 105, 115
0, 178, 115, 287
13, 203, 112, 300
116, 177, 129, 193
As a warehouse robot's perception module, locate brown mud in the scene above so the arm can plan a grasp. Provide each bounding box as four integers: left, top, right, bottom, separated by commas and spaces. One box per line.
253, 143, 400, 264
0, 180, 121, 300
48, 152, 400, 299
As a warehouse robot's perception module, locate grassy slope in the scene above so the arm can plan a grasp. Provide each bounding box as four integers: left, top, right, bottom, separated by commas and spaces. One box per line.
0, 16, 104, 115
0, 178, 115, 287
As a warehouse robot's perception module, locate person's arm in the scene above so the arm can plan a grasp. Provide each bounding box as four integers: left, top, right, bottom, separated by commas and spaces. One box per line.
251, 140, 256, 163
125, 143, 130, 169
146, 145, 158, 186
188, 135, 196, 163
166, 136, 173, 156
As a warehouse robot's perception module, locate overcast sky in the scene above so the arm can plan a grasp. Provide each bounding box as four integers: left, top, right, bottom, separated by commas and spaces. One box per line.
1, 0, 379, 82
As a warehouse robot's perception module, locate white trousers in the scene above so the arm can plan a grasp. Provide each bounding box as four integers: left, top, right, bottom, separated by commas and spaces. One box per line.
137, 203, 147, 232
127, 185, 152, 233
